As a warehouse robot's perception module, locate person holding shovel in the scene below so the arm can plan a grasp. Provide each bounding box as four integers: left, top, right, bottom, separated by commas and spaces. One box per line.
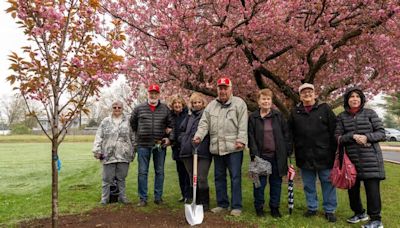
93, 100, 135, 205
248, 88, 291, 218
193, 77, 248, 217
179, 92, 211, 211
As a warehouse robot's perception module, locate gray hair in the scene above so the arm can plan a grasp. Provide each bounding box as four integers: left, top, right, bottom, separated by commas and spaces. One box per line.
112, 100, 124, 108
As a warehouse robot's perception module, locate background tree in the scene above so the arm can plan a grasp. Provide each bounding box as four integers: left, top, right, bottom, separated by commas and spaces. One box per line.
0, 94, 26, 126
6, 0, 123, 227
380, 93, 400, 127
102, 0, 400, 115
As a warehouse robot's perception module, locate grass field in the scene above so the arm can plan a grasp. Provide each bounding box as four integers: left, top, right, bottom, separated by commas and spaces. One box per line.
0, 136, 399, 227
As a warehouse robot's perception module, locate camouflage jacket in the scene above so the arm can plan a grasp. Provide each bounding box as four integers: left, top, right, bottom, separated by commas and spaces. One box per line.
92, 114, 135, 164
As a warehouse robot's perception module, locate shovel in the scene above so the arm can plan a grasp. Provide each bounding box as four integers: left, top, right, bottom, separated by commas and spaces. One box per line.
185, 148, 204, 226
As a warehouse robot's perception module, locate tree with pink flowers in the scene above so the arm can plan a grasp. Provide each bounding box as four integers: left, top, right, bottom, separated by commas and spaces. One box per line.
6, 0, 123, 226
102, 0, 400, 115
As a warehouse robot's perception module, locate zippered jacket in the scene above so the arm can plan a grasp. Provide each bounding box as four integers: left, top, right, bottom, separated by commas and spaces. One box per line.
130, 100, 175, 147
288, 101, 337, 170
336, 87, 385, 180
93, 114, 135, 164
194, 96, 248, 156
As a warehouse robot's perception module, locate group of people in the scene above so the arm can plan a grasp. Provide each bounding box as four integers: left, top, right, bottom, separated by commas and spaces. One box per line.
92, 78, 385, 228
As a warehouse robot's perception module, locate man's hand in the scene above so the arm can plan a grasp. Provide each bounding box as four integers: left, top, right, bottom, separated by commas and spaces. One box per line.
192, 136, 201, 145
235, 140, 245, 150
165, 128, 172, 134
94, 153, 102, 159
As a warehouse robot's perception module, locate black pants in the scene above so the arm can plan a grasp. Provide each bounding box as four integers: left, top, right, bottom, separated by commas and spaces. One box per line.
176, 159, 191, 199
348, 178, 382, 221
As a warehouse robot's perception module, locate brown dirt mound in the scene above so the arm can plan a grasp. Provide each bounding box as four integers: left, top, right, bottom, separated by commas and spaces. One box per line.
20, 205, 256, 228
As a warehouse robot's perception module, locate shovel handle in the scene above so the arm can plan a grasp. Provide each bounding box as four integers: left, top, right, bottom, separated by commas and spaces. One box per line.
193, 150, 198, 188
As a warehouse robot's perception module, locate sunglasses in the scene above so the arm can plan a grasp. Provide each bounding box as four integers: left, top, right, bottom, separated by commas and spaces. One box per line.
112, 107, 122, 110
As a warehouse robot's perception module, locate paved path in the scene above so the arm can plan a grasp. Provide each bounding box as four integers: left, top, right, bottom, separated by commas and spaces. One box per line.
382, 151, 400, 164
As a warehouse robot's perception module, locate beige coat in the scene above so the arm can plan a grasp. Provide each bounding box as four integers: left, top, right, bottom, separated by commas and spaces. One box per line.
195, 96, 248, 156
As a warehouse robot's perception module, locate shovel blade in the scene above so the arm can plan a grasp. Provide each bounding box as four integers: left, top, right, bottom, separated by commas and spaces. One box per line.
185, 203, 204, 226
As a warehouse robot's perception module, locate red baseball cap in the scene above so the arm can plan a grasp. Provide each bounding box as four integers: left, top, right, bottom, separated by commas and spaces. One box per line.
217, 77, 232, 87
148, 84, 160, 93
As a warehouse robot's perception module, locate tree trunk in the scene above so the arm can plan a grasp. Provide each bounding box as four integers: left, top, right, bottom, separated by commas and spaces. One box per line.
51, 139, 59, 228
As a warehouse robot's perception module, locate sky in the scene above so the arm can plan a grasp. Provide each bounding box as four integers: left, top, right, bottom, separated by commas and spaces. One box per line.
0, 1, 26, 98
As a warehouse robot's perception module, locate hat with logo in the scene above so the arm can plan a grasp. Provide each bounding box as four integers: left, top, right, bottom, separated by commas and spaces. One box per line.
148, 84, 160, 93
217, 77, 232, 87
298, 83, 314, 93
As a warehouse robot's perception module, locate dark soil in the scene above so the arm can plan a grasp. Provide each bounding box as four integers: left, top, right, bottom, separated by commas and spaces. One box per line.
20, 205, 256, 228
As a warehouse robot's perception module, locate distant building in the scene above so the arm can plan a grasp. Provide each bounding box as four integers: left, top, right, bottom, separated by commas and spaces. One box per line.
33, 116, 89, 131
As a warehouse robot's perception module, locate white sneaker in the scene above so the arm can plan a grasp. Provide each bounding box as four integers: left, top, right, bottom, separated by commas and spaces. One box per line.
230, 209, 242, 217
211, 207, 228, 213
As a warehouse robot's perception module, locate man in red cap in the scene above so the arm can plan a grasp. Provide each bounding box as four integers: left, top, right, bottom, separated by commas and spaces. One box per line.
193, 77, 248, 217
130, 83, 174, 207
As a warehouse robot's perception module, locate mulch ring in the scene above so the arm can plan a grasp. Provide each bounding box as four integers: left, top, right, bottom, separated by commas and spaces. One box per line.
20, 205, 257, 228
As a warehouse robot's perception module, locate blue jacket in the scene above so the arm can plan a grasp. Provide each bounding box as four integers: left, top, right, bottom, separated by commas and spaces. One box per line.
179, 109, 211, 159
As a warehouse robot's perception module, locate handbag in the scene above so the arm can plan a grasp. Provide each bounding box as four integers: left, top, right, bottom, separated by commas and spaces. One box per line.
330, 145, 357, 189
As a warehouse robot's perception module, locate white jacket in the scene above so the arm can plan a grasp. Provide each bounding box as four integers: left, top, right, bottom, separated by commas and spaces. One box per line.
92, 114, 135, 164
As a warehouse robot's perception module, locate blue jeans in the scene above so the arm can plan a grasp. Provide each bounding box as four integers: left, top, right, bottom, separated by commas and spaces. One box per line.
301, 168, 337, 213
253, 158, 282, 209
137, 146, 166, 201
214, 151, 243, 210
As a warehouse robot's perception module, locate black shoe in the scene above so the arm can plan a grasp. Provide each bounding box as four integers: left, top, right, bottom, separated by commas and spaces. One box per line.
178, 197, 185, 202
361, 220, 383, 228
304, 210, 317, 217
154, 199, 164, 205
118, 197, 131, 205
347, 211, 369, 224
137, 199, 147, 207
325, 212, 337, 223
271, 207, 282, 218
256, 208, 265, 217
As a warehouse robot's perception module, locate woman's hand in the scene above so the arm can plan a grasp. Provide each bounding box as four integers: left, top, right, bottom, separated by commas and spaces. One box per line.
353, 134, 368, 145
94, 153, 102, 159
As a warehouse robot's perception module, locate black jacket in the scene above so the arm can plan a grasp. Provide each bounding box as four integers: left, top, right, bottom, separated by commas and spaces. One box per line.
130, 101, 174, 147
179, 109, 211, 159
248, 109, 291, 177
171, 108, 188, 160
288, 101, 337, 170
336, 87, 385, 180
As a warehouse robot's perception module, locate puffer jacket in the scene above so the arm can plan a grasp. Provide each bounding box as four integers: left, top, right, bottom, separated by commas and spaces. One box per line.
92, 114, 135, 164
194, 96, 248, 156
179, 109, 211, 159
336, 87, 385, 180
288, 101, 337, 170
130, 100, 174, 147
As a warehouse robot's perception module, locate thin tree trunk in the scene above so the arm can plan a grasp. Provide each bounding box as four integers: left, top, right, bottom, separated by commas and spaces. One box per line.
51, 139, 58, 228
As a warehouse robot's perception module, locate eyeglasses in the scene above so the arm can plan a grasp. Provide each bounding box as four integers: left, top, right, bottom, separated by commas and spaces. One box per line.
112, 107, 122, 110
300, 90, 314, 95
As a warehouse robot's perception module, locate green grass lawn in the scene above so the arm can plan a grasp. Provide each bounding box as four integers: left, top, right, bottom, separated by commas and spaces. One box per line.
0, 139, 399, 227
0, 134, 94, 143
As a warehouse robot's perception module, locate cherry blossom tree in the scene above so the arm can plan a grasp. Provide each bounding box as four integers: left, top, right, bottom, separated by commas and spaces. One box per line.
6, 0, 123, 226
102, 0, 400, 115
